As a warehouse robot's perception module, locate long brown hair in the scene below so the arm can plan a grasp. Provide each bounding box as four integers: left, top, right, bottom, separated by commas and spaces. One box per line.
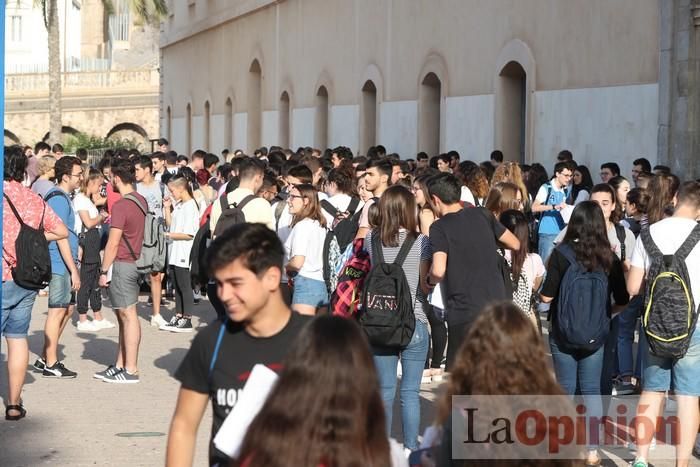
233, 316, 390, 467
498, 210, 529, 279
647, 174, 680, 224
377, 185, 418, 247
290, 183, 327, 228
492, 161, 528, 204
485, 182, 521, 217
436, 303, 575, 467
414, 174, 438, 215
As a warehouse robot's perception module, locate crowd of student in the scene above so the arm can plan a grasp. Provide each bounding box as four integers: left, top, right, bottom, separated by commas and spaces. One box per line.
2, 139, 700, 467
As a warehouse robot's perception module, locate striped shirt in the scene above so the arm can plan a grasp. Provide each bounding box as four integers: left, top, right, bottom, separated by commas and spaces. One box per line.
365, 229, 431, 324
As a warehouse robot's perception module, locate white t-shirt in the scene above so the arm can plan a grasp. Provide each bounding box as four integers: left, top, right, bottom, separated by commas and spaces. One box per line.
460, 186, 484, 207
284, 218, 327, 282
168, 199, 200, 268
321, 193, 363, 227
73, 192, 99, 232
631, 217, 700, 305
504, 251, 545, 293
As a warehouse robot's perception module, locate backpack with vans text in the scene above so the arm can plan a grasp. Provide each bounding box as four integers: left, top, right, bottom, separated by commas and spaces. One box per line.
554, 244, 610, 351
359, 232, 416, 349
641, 224, 700, 359
2, 194, 52, 289
212, 194, 256, 238
122, 193, 166, 274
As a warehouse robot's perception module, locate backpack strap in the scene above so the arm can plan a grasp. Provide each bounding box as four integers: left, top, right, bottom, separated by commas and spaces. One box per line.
320, 199, 340, 218
556, 243, 577, 266
370, 230, 385, 265
3, 193, 27, 227
614, 224, 627, 262
675, 224, 700, 261
274, 200, 286, 231
121, 193, 148, 262
347, 197, 360, 215
640, 227, 663, 260
394, 233, 417, 267
208, 319, 228, 384
235, 194, 257, 210
219, 193, 231, 212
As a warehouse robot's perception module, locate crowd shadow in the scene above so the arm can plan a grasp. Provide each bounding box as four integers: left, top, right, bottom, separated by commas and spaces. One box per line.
75, 332, 117, 368
153, 347, 189, 377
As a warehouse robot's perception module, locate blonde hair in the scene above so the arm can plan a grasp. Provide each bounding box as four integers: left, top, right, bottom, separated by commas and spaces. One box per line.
492, 162, 528, 205
37, 155, 56, 177
80, 167, 103, 193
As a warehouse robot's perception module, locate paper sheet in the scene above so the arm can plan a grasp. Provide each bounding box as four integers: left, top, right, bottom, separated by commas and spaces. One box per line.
560, 204, 574, 224
428, 282, 444, 309
213, 364, 279, 458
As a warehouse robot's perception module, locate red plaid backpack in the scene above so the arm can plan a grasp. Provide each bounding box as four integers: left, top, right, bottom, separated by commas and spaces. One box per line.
330, 238, 372, 318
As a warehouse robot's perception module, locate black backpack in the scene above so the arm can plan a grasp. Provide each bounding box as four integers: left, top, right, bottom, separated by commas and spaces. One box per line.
359, 231, 416, 349
190, 218, 211, 288
3, 194, 52, 289
212, 194, 256, 238
321, 198, 361, 250
641, 224, 700, 359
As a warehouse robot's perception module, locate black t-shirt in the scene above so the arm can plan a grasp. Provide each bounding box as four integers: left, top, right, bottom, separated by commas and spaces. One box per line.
175, 311, 311, 466
541, 246, 629, 345
429, 207, 507, 326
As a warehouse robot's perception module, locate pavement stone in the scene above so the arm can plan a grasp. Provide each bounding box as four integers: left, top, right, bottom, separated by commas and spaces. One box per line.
1, 295, 698, 466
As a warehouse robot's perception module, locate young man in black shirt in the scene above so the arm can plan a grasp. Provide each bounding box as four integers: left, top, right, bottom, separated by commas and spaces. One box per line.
166, 223, 311, 467
426, 173, 520, 370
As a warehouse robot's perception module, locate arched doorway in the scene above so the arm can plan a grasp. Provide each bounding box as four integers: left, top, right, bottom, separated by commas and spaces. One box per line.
4, 129, 21, 145
419, 72, 441, 157
315, 86, 329, 150
279, 91, 291, 149
42, 126, 81, 142
360, 80, 377, 154
248, 60, 262, 152
497, 61, 527, 163
106, 122, 149, 150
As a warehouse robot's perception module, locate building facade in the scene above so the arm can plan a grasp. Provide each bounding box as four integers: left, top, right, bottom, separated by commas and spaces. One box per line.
160, 0, 700, 178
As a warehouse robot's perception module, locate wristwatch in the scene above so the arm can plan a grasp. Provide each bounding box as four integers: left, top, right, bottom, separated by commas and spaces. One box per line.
100, 270, 108, 276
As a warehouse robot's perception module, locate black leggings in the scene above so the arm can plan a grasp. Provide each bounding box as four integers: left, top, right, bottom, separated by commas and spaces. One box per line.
172, 266, 194, 316
425, 306, 447, 369
76, 261, 102, 314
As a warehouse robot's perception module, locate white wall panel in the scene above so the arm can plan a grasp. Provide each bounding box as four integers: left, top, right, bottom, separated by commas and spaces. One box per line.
171, 117, 186, 155
191, 115, 204, 151
445, 95, 495, 160
292, 107, 315, 148
210, 114, 225, 154
262, 110, 279, 148
329, 105, 360, 152
534, 84, 658, 176
233, 113, 247, 152
379, 100, 418, 159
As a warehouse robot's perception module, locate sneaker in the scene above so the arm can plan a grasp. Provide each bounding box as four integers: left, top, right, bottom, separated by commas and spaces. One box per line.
33, 357, 46, 372
169, 317, 193, 333
615, 381, 637, 396
159, 315, 179, 331
193, 290, 201, 305
421, 369, 433, 384
76, 320, 99, 332
43, 361, 77, 378
103, 369, 139, 384
93, 319, 116, 330
150, 314, 169, 328
93, 365, 123, 380
630, 459, 648, 467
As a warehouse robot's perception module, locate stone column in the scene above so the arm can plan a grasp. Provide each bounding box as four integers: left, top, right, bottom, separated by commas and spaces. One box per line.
658, 0, 700, 180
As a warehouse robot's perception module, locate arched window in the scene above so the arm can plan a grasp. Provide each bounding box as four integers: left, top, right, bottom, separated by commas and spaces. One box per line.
419, 72, 441, 157
204, 101, 211, 151
360, 80, 377, 154
497, 61, 527, 163
225, 97, 233, 151
248, 60, 262, 152
186, 103, 192, 155
279, 91, 291, 149
166, 106, 172, 143
315, 86, 329, 150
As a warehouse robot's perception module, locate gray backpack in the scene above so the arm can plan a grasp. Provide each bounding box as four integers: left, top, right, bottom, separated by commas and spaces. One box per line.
123, 193, 166, 274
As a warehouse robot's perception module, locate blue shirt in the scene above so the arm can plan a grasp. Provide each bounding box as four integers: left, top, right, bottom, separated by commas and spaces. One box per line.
46, 187, 78, 275
536, 182, 569, 235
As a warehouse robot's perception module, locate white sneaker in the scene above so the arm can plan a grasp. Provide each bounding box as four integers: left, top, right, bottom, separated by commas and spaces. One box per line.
150, 314, 168, 328
93, 319, 116, 330
77, 320, 99, 332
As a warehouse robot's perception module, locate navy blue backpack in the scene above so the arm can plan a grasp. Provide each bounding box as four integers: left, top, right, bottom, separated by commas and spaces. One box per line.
554, 244, 610, 351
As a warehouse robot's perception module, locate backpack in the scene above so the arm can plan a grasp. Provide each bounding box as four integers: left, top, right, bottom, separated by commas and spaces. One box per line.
497, 249, 515, 300
554, 244, 610, 351
122, 193, 166, 274
212, 194, 256, 238
640, 224, 700, 359
331, 239, 372, 318
2, 194, 52, 289
321, 198, 361, 293
359, 232, 417, 349
274, 199, 286, 232
499, 249, 533, 316
189, 219, 211, 288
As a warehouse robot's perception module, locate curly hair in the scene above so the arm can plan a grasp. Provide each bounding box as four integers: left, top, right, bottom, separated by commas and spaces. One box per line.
458, 161, 490, 199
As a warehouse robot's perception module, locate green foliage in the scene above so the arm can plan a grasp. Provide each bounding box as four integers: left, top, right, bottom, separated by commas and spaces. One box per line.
63, 133, 140, 153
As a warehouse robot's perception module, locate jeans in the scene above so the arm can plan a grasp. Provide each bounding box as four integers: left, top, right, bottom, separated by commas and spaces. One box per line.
616, 295, 644, 380
373, 320, 430, 451
1, 281, 37, 338
550, 337, 604, 449
538, 233, 559, 263
425, 306, 447, 369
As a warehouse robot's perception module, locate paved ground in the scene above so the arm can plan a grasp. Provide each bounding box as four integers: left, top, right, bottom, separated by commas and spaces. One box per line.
0, 294, 698, 466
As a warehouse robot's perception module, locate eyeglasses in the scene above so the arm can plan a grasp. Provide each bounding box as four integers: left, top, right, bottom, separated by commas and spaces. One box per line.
70, 171, 84, 178
287, 194, 304, 200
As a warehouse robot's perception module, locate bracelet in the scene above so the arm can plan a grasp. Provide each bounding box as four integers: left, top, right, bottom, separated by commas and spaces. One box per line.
100, 270, 108, 276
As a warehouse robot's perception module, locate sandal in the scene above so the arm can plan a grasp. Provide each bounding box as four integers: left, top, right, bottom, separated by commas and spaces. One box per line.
5, 403, 27, 421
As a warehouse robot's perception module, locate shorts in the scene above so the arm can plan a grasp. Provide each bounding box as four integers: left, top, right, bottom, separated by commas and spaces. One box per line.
48, 273, 74, 308
642, 323, 700, 396
108, 261, 140, 309
292, 276, 329, 308
1, 280, 38, 338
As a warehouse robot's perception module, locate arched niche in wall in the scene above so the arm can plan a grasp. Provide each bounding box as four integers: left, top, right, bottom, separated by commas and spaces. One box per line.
186, 103, 192, 156
225, 97, 234, 151
417, 54, 449, 157
204, 100, 211, 152
248, 59, 263, 152
315, 86, 329, 150
279, 91, 291, 149
166, 106, 172, 143
360, 64, 384, 155
494, 39, 536, 163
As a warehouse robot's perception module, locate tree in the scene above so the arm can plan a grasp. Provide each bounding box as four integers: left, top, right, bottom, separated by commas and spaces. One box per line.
33, 0, 168, 145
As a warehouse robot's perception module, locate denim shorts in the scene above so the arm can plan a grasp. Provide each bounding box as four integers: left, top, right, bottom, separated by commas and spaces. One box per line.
48, 273, 74, 308
292, 275, 329, 307
642, 323, 700, 396
108, 261, 140, 309
1, 281, 38, 338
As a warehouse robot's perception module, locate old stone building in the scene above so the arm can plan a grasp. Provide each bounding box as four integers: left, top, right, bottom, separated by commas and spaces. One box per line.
160, 0, 700, 178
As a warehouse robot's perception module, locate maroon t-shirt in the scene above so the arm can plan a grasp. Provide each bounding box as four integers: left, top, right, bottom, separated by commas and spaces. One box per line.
111, 192, 147, 262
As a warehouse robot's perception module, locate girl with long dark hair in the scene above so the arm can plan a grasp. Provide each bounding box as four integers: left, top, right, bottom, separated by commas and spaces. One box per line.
366, 185, 431, 452
571, 165, 593, 204
285, 183, 328, 315
233, 316, 404, 467
541, 201, 628, 466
